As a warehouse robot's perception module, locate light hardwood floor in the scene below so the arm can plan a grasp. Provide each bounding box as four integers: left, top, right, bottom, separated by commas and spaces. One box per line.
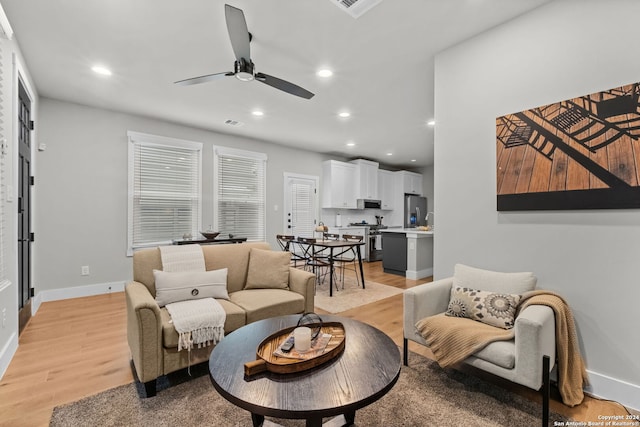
0, 261, 632, 426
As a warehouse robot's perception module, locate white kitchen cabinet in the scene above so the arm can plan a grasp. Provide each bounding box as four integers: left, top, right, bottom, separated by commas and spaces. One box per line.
350, 159, 379, 200
397, 170, 423, 195
322, 160, 357, 209
377, 169, 395, 210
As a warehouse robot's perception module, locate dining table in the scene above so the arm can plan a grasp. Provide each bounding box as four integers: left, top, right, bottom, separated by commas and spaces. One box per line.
294, 238, 366, 297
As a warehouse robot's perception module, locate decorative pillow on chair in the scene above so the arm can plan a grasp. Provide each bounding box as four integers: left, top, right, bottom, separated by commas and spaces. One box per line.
244, 248, 290, 290
445, 286, 522, 329
154, 268, 229, 307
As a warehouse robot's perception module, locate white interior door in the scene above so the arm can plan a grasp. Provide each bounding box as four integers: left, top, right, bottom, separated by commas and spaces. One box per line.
283, 173, 318, 238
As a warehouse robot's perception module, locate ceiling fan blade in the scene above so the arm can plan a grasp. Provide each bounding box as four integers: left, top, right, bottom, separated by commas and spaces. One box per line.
255, 72, 315, 99
225, 4, 251, 62
174, 72, 234, 86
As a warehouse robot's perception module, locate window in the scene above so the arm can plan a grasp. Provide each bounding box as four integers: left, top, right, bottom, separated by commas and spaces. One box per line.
127, 131, 202, 255
213, 146, 266, 242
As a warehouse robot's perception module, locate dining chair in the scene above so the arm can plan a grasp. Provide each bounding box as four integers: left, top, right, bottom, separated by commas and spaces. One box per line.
333, 234, 363, 289
276, 234, 305, 267
297, 237, 333, 289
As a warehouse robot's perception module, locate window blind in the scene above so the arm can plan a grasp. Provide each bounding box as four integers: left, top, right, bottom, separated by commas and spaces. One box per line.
289, 180, 315, 238
128, 132, 202, 255
213, 147, 266, 242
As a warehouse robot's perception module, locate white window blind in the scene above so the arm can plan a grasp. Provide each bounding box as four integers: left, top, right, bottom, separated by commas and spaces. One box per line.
127, 131, 202, 255
287, 177, 316, 238
213, 147, 267, 242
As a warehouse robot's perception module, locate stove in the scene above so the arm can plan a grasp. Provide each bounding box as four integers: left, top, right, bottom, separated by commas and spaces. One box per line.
347, 223, 386, 261
348, 223, 388, 231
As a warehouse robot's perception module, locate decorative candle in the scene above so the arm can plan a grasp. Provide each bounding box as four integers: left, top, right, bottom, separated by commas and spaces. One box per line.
293, 327, 311, 352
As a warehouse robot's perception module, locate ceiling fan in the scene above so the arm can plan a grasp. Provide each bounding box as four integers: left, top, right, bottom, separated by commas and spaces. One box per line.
175, 4, 315, 99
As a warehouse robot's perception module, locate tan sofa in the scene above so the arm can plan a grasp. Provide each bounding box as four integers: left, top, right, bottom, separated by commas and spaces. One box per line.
125, 242, 315, 397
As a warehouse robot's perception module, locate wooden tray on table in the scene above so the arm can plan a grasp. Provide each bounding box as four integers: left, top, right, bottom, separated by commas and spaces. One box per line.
243, 322, 345, 377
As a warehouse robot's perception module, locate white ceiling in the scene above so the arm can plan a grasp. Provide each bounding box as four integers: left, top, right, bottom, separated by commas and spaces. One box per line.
2, 0, 550, 167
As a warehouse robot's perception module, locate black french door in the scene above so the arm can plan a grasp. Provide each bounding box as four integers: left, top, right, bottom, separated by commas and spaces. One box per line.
17, 80, 32, 334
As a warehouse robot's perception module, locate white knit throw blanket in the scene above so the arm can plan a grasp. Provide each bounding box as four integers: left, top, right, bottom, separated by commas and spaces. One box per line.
159, 244, 225, 353
159, 244, 206, 272
165, 298, 225, 351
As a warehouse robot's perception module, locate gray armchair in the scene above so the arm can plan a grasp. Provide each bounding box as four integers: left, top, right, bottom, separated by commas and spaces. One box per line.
403, 264, 556, 426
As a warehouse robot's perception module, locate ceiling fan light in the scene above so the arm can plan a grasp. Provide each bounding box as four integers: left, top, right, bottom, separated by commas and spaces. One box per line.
235, 71, 254, 82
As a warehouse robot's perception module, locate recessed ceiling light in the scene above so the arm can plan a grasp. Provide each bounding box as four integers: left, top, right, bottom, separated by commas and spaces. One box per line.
338, 111, 351, 118
346, 142, 356, 147
411, 159, 417, 162
251, 110, 264, 116
427, 119, 436, 126
386, 152, 393, 156
317, 69, 333, 78
91, 65, 112, 76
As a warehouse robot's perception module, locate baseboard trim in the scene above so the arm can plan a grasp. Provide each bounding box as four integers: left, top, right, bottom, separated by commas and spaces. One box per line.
0, 331, 18, 381
33, 281, 126, 315
406, 268, 433, 280
586, 369, 640, 412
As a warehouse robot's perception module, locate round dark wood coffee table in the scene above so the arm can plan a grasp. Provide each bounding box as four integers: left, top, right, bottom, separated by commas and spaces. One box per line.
209, 314, 400, 427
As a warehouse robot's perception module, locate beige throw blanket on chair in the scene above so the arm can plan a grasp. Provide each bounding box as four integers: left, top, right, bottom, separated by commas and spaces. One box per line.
415, 290, 588, 407
159, 244, 225, 351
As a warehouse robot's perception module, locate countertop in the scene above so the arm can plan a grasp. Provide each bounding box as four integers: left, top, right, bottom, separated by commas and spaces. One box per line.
380, 228, 434, 236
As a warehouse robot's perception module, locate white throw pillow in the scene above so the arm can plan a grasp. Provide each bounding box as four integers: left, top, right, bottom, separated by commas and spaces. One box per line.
154, 268, 229, 307
453, 264, 536, 294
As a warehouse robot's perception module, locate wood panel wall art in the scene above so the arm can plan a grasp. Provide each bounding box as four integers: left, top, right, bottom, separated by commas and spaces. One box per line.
496, 82, 640, 210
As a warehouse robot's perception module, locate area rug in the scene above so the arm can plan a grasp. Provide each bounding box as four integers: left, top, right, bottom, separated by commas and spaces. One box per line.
313, 276, 403, 313
50, 351, 569, 426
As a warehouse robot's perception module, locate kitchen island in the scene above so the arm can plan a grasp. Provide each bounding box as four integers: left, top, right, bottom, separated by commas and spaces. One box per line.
381, 228, 433, 279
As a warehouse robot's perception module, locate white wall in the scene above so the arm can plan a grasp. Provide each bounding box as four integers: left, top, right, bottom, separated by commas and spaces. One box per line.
33, 98, 335, 299
0, 35, 38, 379
434, 0, 640, 409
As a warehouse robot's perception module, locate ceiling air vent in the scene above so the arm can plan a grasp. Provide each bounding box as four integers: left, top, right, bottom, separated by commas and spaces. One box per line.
330, 0, 383, 19
224, 119, 244, 127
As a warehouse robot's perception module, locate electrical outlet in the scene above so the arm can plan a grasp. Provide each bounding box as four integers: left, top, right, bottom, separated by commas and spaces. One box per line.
81, 265, 90, 276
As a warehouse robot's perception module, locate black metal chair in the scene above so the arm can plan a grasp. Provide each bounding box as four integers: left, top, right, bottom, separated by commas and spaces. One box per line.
276, 234, 305, 267
297, 237, 333, 290
333, 234, 363, 289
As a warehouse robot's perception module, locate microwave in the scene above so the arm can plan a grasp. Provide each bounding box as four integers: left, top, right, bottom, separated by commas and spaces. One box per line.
357, 199, 382, 209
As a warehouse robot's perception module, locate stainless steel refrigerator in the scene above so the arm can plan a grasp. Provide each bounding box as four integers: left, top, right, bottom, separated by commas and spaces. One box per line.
404, 195, 427, 228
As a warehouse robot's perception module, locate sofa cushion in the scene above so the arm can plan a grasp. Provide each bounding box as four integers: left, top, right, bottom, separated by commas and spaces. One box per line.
154, 268, 229, 307
201, 242, 271, 294
161, 299, 246, 349
229, 289, 305, 323
446, 286, 522, 329
244, 248, 290, 290
471, 340, 516, 369
453, 264, 536, 294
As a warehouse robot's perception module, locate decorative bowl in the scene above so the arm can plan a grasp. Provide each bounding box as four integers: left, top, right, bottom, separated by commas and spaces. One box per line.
200, 231, 220, 239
